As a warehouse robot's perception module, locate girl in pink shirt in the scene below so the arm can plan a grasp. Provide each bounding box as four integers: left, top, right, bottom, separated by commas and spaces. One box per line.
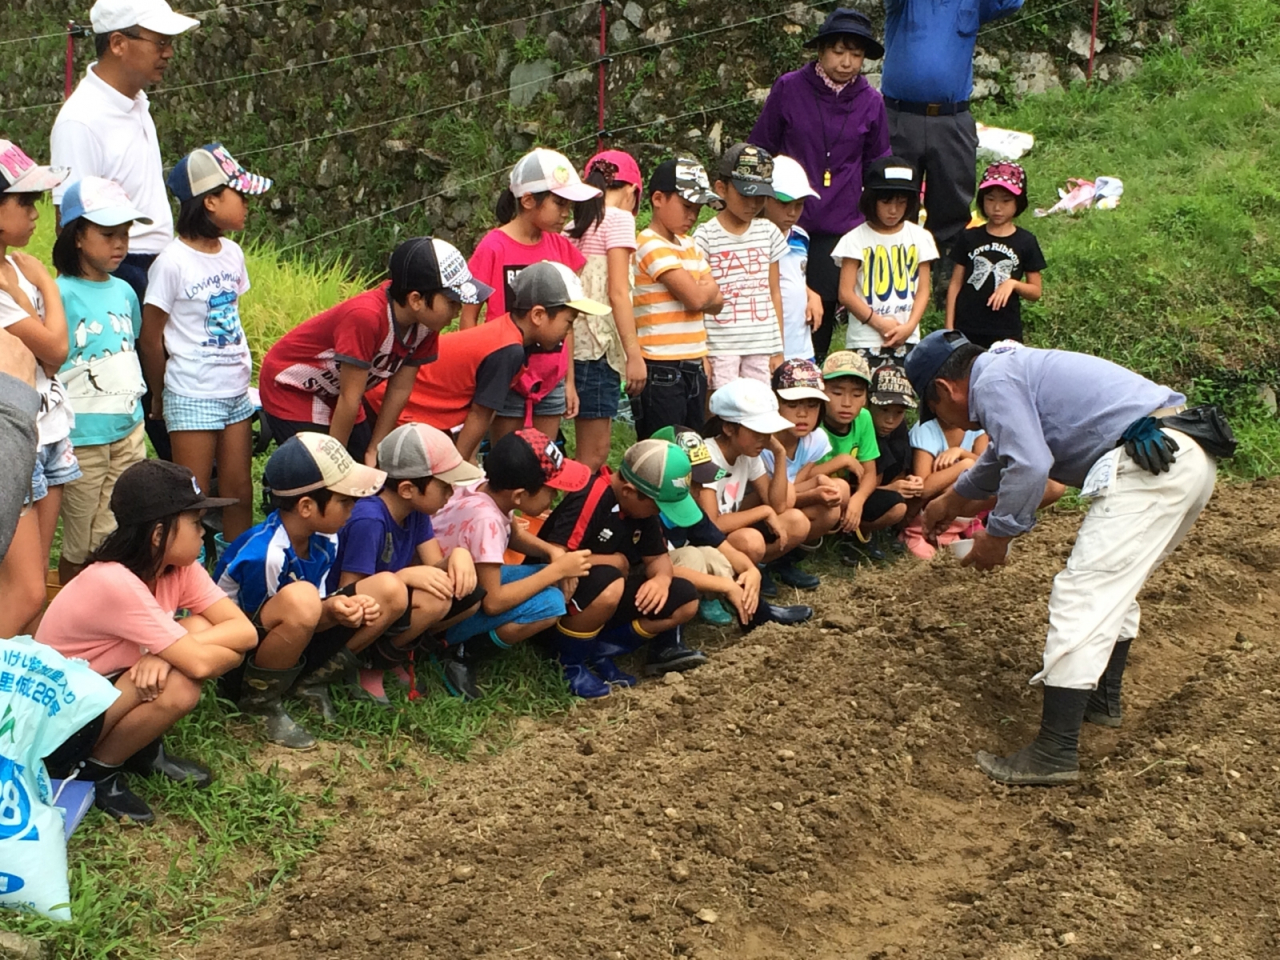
37, 460, 257, 824
459, 148, 599, 442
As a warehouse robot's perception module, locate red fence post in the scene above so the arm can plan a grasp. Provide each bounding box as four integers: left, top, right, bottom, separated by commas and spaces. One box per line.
1087, 0, 1100, 83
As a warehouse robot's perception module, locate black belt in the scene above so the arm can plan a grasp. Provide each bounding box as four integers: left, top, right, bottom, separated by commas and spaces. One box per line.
884, 96, 970, 117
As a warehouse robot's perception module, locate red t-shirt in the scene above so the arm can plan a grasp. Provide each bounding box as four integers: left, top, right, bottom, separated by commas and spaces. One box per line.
366, 313, 528, 430
469, 229, 586, 397
258, 282, 438, 425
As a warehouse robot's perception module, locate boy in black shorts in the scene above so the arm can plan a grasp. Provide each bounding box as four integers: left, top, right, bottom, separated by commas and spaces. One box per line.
849, 365, 922, 562
539, 439, 705, 686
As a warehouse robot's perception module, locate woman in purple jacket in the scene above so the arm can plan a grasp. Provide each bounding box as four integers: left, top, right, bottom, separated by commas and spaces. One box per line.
750, 8, 891, 361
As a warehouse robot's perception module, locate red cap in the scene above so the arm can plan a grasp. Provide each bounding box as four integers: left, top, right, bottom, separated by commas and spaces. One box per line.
584, 150, 643, 213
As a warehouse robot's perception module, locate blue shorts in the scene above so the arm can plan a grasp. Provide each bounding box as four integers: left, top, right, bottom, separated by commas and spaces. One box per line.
163, 390, 256, 433
573, 358, 622, 420
29, 437, 82, 503
443, 564, 565, 646
495, 381, 567, 420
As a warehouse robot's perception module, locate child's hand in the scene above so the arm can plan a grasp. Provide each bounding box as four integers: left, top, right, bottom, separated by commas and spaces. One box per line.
882, 322, 912, 348
634, 575, 670, 616
563, 381, 580, 420
551, 549, 592, 581
868, 314, 897, 339
624, 350, 648, 396
733, 569, 760, 623
447, 549, 477, 598
805, 288, 824, 330
988, 279, 1018, 310
893, 475, 924, 499
767, 434, 787, 456
417, 565, 455, 601
149, 392, 165, 421
841, 498, 863, 534
10, 252, 53, 291
128, 654, 171, 702
327, 594, 366, 628
763, 509, 786, 543
815, 476, 843, 507
934, 446, 969, 470
559, 576, 579, 601
352, 593, 382, 624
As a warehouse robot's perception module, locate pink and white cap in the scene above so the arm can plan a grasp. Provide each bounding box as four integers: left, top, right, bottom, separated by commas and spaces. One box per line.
377, 423, 484, 485
510, 148, 601, 202
0, 141, 69, 194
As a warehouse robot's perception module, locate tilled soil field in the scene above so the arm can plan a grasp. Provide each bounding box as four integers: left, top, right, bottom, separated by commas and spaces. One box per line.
193, 478, 1280, 960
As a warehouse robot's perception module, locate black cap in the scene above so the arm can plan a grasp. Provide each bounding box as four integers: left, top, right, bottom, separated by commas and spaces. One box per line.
649, 157, 722, 208
110, 460, 239, 526
863, 156, 920, 195
484, 428, 591, 493
804, 8, 884, 60
715, 143, 776, 198
388, 237, 493, 305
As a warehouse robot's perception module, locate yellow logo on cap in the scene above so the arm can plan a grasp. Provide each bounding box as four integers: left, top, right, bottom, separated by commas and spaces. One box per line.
552, 165, 571, 186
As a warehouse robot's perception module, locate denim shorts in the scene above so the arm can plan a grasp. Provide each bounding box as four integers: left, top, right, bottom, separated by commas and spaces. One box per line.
29, 437, 83, 503
443, 565, 567, 646
163, 390, 256, 432
495, 380, 567, 420
573, 358, 621, 420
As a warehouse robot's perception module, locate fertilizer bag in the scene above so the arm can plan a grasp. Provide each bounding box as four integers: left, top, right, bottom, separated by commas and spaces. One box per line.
0, 635, 118, 920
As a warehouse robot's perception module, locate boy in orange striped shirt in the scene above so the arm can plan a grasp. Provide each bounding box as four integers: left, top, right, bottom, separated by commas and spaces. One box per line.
631, 158, 724, 439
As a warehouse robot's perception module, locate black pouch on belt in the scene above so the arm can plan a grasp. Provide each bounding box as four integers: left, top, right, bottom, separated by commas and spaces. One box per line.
1159, 405, 1237, 459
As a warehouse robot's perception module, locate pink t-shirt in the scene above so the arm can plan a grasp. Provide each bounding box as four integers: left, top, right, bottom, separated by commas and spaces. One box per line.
36, 561, 227, 676
430, 483, 512, 565
469, 229, 587, 399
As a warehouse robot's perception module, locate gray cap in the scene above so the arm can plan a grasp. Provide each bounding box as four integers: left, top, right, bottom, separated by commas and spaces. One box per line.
377, 423, 484, 484
511, 261, 609, 315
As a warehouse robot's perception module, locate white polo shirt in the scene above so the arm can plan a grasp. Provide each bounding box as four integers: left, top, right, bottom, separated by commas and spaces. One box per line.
50, 63, 173, 254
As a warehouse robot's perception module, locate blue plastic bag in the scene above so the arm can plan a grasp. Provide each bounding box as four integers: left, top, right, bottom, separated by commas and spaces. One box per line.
0, 635, 118, 920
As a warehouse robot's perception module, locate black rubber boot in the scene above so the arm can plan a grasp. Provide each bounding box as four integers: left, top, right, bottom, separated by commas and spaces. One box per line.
80, 759, 155, 824
644, 627, 708, 676
1085, 639, 1131, 728
742, 600, 814, 633
976, 686, 1091, 786
122, 738, 213, 788
237, 658, 316, 750
771, 551, 821, 590
437, 635, 501, 701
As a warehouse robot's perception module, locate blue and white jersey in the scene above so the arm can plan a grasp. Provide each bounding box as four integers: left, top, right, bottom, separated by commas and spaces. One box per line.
214, 511, 337, 617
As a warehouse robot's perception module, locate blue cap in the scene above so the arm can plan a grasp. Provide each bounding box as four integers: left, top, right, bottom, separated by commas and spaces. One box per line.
59, 176, 152, 229
904, 330, 973, 419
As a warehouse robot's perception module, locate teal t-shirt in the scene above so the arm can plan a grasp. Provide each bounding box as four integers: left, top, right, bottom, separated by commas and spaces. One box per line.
57, 275, 145, 446
819, 408, 880, 476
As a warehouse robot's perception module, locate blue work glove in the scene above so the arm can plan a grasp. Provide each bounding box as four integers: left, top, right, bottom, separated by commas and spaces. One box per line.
1120, 416, 1179, 474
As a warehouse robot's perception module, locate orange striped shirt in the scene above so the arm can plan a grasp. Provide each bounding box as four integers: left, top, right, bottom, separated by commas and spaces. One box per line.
632, 229, 710, 361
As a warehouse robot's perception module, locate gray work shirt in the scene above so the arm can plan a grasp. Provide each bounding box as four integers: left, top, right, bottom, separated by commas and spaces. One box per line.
953, 347, 1184, 537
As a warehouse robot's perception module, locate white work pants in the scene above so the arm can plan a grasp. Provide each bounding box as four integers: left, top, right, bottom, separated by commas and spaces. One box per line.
1034, 431, 1217, 689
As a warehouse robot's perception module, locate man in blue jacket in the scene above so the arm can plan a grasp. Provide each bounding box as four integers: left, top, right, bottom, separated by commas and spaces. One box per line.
909, 332, 1223, 786
881, 0, 1023, 257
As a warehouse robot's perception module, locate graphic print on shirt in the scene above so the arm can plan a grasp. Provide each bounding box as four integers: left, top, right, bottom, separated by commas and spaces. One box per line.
966, 242, 1019, 292
204, 289, 244, 348
858, 242, 922, 321
63, 309, 145, 417
501, 264, 532, 309
706, 248, 774, 326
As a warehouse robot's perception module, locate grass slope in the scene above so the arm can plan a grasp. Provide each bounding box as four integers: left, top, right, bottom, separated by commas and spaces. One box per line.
3, 3, 1279, 954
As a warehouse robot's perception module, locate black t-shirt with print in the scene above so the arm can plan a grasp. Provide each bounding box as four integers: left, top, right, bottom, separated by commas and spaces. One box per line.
540, 471, 669, 566
950, 225, 1046, 343
875, 420, 911, 484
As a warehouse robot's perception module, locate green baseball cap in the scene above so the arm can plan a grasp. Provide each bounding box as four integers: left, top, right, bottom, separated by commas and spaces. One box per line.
620, 439, 704, 527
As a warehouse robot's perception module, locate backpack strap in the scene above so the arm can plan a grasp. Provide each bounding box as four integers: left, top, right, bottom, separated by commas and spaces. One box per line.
565, 468, 613, 551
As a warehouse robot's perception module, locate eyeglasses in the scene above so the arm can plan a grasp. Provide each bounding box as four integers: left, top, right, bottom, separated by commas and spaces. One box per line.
121, 31, 175, 52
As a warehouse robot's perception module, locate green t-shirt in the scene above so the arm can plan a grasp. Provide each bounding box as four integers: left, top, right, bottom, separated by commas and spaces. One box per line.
819, 408, 880, 476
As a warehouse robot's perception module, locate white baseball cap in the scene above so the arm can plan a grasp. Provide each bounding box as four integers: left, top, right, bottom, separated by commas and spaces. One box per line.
510, 149, 602, 203
708, 378, 793, 435
0, 141, 68, 194
770, 155, 819, 202
91, 0, 200, 35
59, 177, 153, 228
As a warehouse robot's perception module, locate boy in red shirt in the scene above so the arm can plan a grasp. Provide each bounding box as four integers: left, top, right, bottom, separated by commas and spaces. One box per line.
258, 237, 492, 463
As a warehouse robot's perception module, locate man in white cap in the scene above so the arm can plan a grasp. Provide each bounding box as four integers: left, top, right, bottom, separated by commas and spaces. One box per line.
52, 0, 201, 459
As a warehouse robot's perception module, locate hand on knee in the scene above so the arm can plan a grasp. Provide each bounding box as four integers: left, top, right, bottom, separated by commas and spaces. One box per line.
158, 671, 203, 717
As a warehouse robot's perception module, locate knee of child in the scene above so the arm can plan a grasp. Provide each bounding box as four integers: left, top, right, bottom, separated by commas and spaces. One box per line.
592, 574, 626, 613
783, 508, 810, 542
833, 477, 851, 504
273, 581, 323, 628
886, 502, 908, 526
367, 571, 409, 615
729, 527, 766, 563
161, 671, 203, 715
672, 597, 699, 626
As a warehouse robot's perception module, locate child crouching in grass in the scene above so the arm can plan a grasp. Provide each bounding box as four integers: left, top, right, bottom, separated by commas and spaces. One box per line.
329, 423, 487, 702
430, 428, 599, 700
858, 364, 924, 560
37, 460, 257, 824
215, 434, 408, 750
698, 378, 811, 595
761, 359, 850, 588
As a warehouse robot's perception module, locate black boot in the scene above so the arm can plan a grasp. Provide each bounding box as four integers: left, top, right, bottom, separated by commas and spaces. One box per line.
437, 635, 501, 701
237, 658, 316, 750
976, 686, 1091, 786
1085, 639, 1131, 728
644, 626, 708, 676
742, 600, 814, 633
80, 759, 155, 824
771, 551, 821, 590
294, 646, 363, 722
122, 739, 213, 788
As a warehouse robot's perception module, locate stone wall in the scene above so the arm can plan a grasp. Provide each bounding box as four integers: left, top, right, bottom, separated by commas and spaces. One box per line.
0, 0, 1182, 271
